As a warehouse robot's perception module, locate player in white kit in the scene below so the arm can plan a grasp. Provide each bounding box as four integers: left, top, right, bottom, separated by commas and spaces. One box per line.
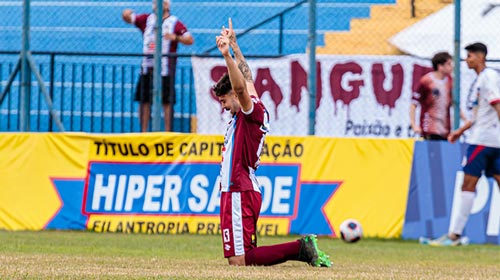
432, 42, 500, 246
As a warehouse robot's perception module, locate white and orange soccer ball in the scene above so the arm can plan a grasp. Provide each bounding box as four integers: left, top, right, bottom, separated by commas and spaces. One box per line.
339, 219, 363, 243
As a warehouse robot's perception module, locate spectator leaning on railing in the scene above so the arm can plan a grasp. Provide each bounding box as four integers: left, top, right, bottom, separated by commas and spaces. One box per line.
122, 0, 193, 132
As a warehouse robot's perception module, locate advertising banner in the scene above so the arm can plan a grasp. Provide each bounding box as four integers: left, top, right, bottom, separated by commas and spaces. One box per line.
403, 141, 500, 244
193, 54, 432, 137
192, 55, 492, 137
0, 133, 413, 238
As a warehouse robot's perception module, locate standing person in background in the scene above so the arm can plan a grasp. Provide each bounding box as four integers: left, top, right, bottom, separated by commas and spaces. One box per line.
214, 18, 331, 267
431, 42, 500, 246
410, 52, 454, 140
122, 0, 193, 132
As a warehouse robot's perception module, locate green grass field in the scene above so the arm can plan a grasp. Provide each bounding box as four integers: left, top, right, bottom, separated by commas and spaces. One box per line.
0, 230, 498, 279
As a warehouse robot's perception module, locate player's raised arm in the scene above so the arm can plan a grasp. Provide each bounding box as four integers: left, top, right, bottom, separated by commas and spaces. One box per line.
223, 18, 258, 98
216, 35, 253, 112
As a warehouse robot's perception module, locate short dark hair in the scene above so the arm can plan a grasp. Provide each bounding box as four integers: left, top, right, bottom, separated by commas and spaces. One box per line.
212, 73, 232, 97
431, 52, 452, 71
465, 42, 487, 56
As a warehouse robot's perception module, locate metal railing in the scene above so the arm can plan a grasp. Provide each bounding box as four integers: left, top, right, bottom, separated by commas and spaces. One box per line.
0, 1, 310, 133
202, 0, 308, 55
0, 51, 284, 133
0, 51, 196, 133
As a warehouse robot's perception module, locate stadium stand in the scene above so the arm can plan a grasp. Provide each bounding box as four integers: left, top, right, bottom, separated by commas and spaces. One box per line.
0, 0, 398, 55
5, 0, 451, 133
317, 0, 451, 55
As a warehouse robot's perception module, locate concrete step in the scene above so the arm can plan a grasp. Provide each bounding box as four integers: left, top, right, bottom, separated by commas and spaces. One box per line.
317, 0, 451, 55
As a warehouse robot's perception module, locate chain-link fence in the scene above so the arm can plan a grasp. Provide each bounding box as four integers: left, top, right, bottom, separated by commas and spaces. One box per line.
193, 0, 500, 137
192, 0, 463, 137
1, 0, 315, 132
0, 0, 497, 136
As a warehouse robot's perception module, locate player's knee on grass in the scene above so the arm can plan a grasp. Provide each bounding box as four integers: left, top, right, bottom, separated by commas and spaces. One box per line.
228, 255, 245, 266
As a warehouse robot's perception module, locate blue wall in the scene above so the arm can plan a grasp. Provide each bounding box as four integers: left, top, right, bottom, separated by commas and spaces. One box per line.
403, 141, 500, 244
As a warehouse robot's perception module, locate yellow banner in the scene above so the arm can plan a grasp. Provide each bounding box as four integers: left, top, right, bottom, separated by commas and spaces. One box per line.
0, 133, 414, 238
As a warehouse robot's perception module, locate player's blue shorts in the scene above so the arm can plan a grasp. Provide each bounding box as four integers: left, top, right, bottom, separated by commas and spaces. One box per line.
463, 144, 500, 177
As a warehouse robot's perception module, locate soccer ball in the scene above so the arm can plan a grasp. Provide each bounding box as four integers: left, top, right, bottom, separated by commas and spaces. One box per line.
339, 219, 363, 243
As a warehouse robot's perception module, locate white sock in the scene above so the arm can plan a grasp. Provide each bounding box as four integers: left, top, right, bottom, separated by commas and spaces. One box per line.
449, 191, 475, 236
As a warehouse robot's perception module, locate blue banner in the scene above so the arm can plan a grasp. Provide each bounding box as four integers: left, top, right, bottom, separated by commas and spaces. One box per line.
403, 141, 500, 244
84, 162, 302, 217
44, 161, 340, 235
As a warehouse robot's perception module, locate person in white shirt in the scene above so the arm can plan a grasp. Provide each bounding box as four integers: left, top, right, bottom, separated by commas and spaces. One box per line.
432, 42, 500, 246
122, 0, 194, 132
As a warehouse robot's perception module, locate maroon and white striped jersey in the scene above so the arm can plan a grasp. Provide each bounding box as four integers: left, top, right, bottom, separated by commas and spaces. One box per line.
220, 97, 270, 193
133, 13, 190, 76
412, 72, 453, 137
